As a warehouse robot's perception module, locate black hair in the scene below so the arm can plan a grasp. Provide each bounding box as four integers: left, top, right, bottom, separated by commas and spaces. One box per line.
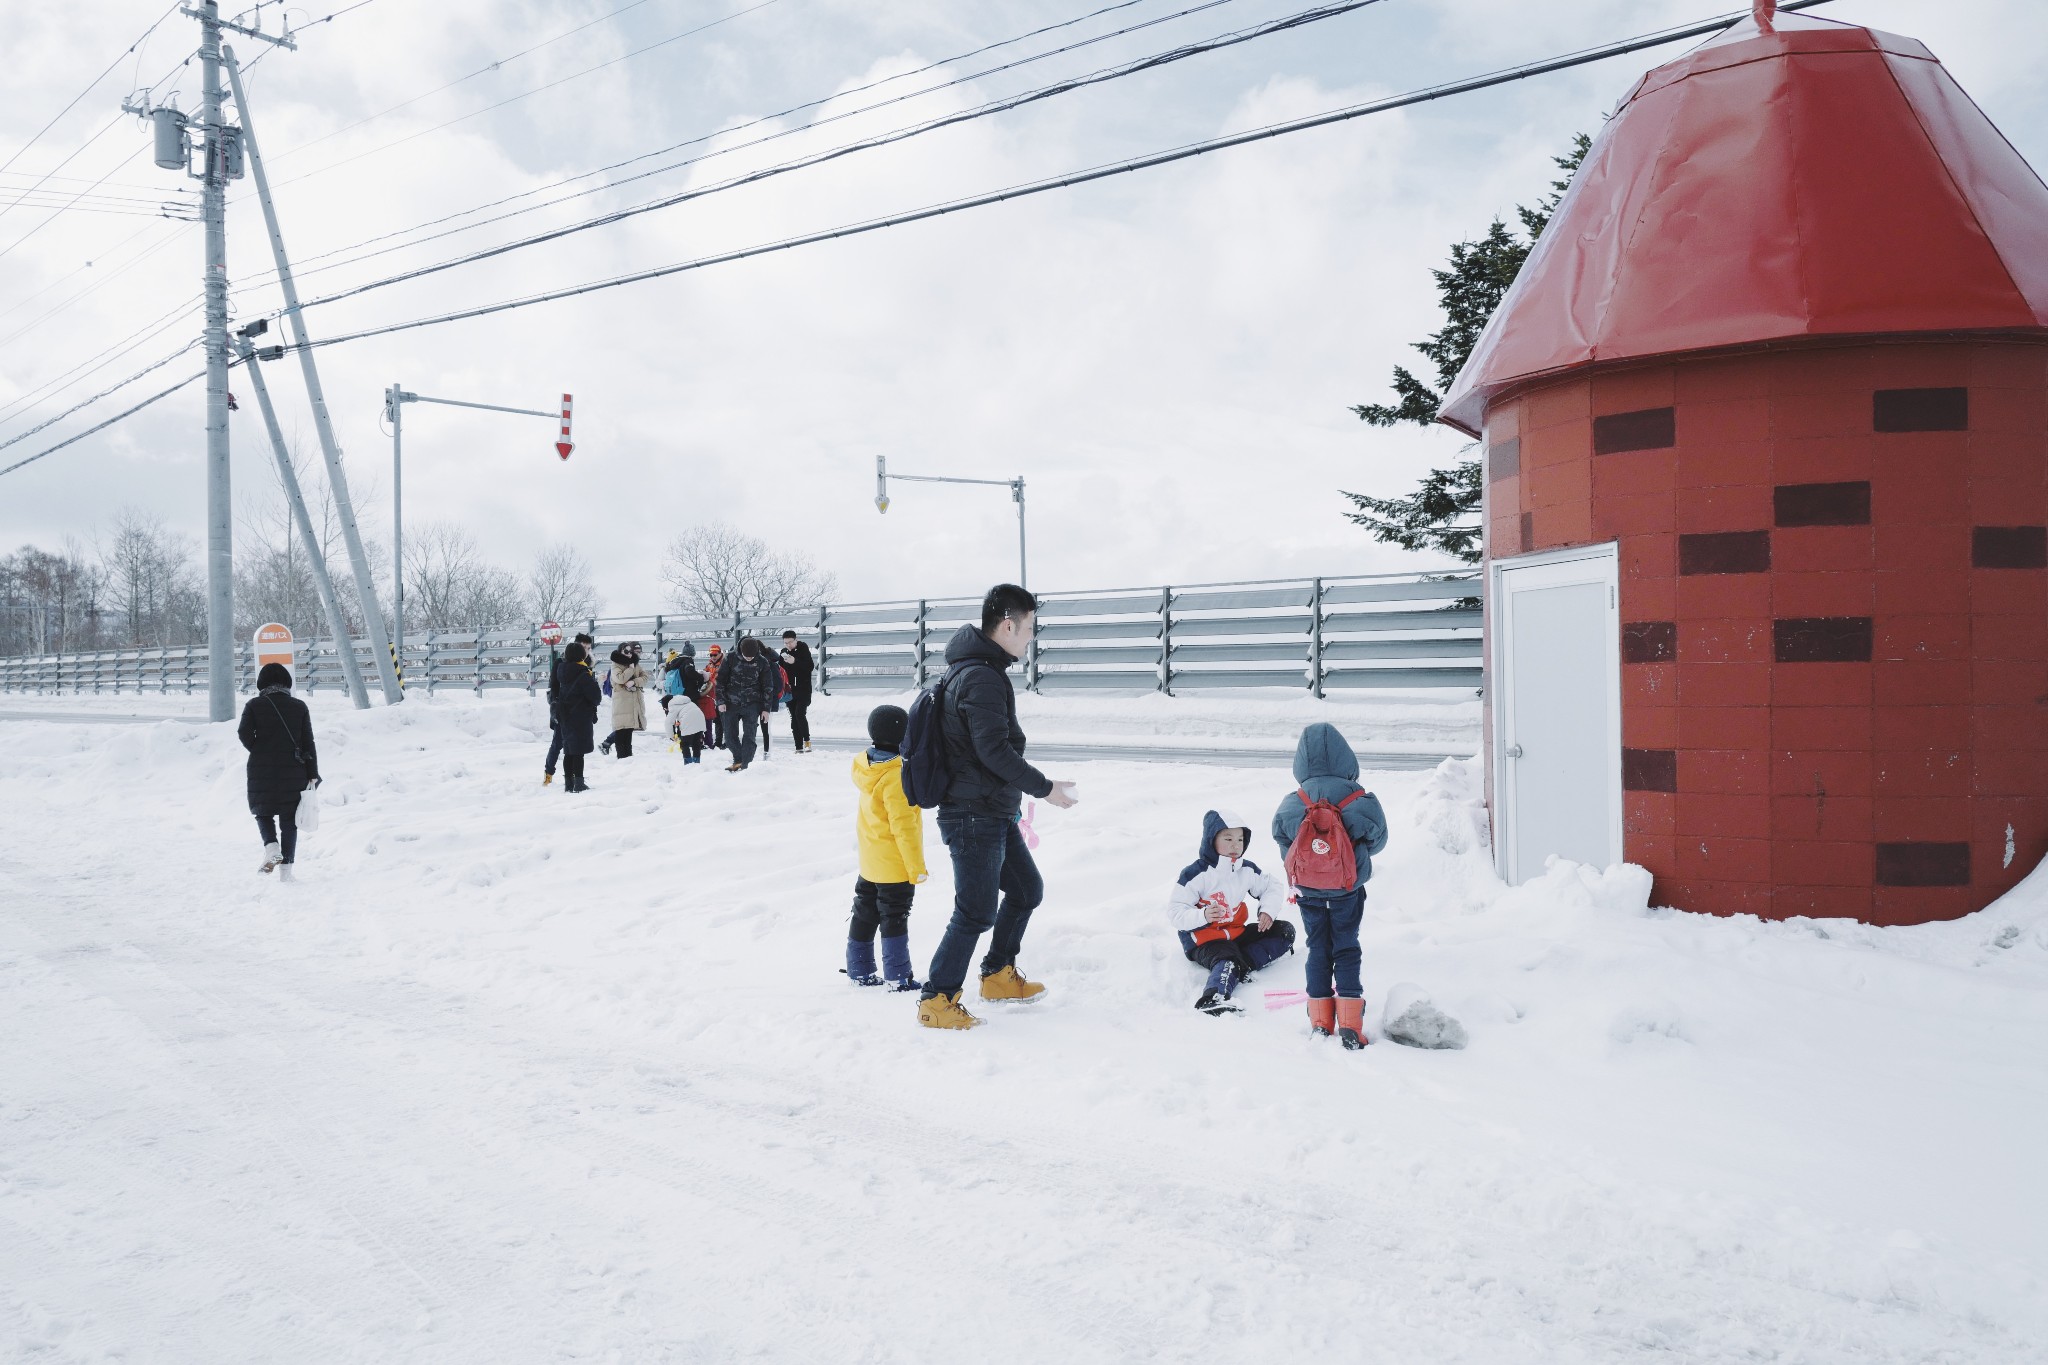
257, 662, 292, 691
738, 637, 760, 658
563, 642, 587, 665
781, 630, 797, 640
573, 632, 593, 645
981, 583, 1038, 635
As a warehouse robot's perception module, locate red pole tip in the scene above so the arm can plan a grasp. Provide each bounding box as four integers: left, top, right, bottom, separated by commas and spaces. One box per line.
1753, 0, 1776, 32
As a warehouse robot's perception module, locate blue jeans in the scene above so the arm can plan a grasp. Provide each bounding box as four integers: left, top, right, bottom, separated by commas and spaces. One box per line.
922, 814, 1043, 999
1298, 888, 1365, 999
544, 719, 564, 775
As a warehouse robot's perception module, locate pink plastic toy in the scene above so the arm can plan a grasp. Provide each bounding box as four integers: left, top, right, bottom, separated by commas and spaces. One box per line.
1019, 801, 1041, 851
1262, 989, 1308, 1010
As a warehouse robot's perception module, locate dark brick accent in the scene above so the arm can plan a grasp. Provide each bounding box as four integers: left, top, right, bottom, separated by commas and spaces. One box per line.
1973, 525, 2048, 569
1875, 842, 1971, 887
1488, 438, 1520, 481
1873, 387, 1968, 432
1678, 530, 1771, 575
1774, 481, 1871, 527
1593, 406, 1676, 454
1622, 621, 1678, 663
1518, 511, 1534, 553
1773, 617, 1874, 663
1622, 748, 1679, 793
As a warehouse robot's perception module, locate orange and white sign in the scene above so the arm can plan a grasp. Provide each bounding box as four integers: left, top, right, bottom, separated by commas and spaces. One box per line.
254, 622, 294, 670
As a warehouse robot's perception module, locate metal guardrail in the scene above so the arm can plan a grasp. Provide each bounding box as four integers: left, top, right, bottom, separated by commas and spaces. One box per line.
0, 570, 1482, 698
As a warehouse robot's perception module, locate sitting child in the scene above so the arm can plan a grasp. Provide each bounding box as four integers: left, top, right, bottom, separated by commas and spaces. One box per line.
1271, 722, 1388, 1050
846, 704, 926, 990
1167, 810, 1296, 1015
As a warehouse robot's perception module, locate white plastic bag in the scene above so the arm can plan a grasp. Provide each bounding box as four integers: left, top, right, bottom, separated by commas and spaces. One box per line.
295, 780, 322, 832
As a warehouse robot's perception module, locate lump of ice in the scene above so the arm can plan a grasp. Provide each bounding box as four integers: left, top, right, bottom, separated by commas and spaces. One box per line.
1381, 981, 1468, 1050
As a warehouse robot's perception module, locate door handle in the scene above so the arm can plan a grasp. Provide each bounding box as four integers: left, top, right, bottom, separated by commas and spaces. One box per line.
1505, 743, 1524, 759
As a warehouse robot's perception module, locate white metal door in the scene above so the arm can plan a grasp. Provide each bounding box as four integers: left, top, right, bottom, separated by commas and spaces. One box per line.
1492, 544, 1622, 884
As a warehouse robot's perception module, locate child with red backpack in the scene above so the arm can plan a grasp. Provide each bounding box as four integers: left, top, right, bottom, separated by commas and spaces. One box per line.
1271, 722, 1388, 1050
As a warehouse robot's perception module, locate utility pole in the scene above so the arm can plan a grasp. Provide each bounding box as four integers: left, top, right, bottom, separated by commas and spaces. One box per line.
130, 4, 294, 721
223, 46, 404, 704
236, 329, 371, 708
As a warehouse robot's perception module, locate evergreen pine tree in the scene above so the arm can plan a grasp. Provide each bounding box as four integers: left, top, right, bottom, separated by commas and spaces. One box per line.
1343, 134, 1591, 563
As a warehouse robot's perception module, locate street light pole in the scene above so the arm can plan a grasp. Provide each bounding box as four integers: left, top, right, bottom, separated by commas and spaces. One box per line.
385, 386, 570, 696
874, 455, 1029, 588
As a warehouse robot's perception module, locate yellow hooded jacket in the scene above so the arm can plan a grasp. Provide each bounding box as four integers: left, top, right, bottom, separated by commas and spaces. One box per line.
852, 751, 927, 884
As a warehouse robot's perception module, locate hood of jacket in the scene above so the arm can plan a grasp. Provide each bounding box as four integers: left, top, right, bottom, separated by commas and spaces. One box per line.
942, 622, 1019, 671
1292, 722, 1359, 784
852, 749, 903, 790
1192, 808, 1252, 870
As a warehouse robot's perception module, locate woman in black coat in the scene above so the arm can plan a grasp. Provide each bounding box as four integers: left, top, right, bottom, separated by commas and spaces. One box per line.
555, 641, 603, 793
237, 662, 319, 879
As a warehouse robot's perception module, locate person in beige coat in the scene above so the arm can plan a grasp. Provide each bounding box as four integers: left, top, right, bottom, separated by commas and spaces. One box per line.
603, 641, 649, 758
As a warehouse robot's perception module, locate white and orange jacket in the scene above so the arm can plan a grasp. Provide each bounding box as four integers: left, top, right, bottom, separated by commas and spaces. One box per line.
1167, 809, 1290, 946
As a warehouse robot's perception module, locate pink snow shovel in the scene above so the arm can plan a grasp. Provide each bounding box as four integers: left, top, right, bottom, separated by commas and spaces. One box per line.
1263, 990, 1309, 1010
1020, 801, 1041, 850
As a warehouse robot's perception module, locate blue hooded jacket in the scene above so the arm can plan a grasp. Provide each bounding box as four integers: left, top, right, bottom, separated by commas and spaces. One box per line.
1270, 722, 1388, 892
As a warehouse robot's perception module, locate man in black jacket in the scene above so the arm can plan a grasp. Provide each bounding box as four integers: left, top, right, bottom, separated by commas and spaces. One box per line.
779, 630, 816, 753
918, 584, 1079, 1030
717, 636, 776, 771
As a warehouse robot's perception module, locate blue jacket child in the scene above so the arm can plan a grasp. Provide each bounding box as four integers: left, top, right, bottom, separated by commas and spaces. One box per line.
1270, 722, 1388, 1048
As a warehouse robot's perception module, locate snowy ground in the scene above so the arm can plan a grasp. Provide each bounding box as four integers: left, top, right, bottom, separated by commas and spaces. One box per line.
2, 692, 2045, 1362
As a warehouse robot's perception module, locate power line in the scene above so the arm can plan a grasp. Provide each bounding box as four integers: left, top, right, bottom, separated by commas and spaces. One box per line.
0, 368, 207, 479
0, 220, 164, 326
0, 341, 199, 457
0, 0, 1843, 479
289, 0, 1384, 315
232, 0, 1240, 299
0, 0, 184, 179
279, 1, 1841, 352
265, 0, 793, 192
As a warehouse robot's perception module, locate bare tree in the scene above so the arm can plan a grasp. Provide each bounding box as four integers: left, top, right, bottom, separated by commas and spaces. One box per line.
402, 522, 529, 631
100, 509, 201, 648
659, 523, 836, 619
527, 542, 602, 625
0, 542, 106, 654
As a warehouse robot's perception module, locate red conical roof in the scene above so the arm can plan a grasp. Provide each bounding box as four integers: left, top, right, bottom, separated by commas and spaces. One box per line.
1438, 13, 2048, 435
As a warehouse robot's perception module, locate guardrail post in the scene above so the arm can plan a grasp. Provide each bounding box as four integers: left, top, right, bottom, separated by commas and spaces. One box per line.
1310, 576, 1325, 699
914, 599, 928, 688
817, 604, 831, 696
653, 613, 666, 665
474, 623, 486, 696
1160, 586, 1173, 697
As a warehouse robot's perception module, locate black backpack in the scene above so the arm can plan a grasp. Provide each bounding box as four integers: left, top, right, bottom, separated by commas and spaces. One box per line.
900, 659, 989, 809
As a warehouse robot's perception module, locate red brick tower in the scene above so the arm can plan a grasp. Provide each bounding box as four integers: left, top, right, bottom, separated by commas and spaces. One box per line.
1441, 8, 2048, 923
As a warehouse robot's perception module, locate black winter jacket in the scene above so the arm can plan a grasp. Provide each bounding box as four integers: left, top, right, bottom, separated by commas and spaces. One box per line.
239, 688, 319, 811
937, 624, 1052, 819
556, 660, 603, 755
667, 657, 706, 704
717, 650, 774, 715
779, 642, 815, 704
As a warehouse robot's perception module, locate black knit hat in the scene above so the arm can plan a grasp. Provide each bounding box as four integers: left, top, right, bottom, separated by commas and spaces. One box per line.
867, 704, 908, 751
257, 662, 292, 691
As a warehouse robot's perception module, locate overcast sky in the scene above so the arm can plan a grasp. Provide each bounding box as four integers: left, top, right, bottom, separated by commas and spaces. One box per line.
4, 0, 2044, 615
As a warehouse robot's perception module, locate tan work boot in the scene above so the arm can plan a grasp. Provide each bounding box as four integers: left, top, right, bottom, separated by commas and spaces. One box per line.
918, 991, 983, 1030
978, 965, 1046, 1003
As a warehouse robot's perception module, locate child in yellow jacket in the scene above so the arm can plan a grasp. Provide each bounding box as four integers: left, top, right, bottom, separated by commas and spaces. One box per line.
847, 704, 927, 990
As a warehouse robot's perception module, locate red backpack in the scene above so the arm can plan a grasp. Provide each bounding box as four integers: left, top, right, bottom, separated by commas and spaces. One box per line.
1285, 788, 1365, 890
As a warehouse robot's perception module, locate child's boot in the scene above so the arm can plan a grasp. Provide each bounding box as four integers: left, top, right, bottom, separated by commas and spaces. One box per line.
844, 939, 883, 987
1195, 959, 1241, 1015
1336, 997, 1369, 1050
1306, 997, 1337, 1037
879, 935, 922, 993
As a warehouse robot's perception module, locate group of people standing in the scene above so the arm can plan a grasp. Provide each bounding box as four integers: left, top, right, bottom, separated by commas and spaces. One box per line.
542, 629, 817, 788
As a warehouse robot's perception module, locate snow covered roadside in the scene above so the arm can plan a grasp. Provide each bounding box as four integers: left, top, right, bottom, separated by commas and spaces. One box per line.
2, 694, 2044, 1362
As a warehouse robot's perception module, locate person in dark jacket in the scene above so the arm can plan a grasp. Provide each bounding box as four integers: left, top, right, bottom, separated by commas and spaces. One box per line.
555, 641, 603, 792
779, 630, 816, 753
716, 636, 775, 771
543, 631, 594, 785
237, 662, 319, 881
916, 584, 1079, 1030
664, 643, 707, 763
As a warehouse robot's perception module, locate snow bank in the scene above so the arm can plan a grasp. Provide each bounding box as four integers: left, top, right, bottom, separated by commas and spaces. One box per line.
2, 693, 2043, 1362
